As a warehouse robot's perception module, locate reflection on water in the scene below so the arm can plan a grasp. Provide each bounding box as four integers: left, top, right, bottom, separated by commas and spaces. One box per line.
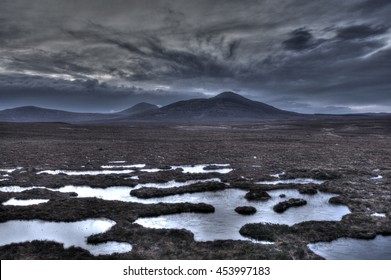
0, 168, 22, 173
101, 164, 145, 169
270, 172, 285, 178
371, 213, 386, 217
0, 179, 220, 202
256, 178, 325, 185
0, 185, 350, 242
308, 235, 391, 259
35, 164, 233, 175
37, 169, 135, 176
171, 164, 233, 174
371, 175, 383, 180
135, 189, 350, 241
140, 164, 233, 174
2, 198, 49, 206
0, 219, 132, 256
0, 168, 22, 182
0, 186, 47, 192
135, 178, 221, 190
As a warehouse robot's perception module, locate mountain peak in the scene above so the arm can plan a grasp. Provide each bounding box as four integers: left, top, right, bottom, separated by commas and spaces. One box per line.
119, 102, 158, 115
10, 106, 46, 111
211, 91, 249, 101
131, 102, 158, 110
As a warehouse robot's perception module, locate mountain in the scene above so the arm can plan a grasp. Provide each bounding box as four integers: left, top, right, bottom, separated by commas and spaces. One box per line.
0, 92, 303, 123
129, 92, 302, 122
0, 106, 113, 123
118, 102, 158, 115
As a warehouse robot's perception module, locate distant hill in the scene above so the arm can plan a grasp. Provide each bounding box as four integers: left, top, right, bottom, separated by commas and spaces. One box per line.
0, 102, 159, 123
0, 93, 304, 123
5, 92, 387, 123
128, 91, 302, 122
118, 102, 158, 115
0, 106, 115, 123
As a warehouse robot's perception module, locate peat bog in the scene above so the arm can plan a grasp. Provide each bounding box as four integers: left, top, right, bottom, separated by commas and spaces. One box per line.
1, 117, 391, 259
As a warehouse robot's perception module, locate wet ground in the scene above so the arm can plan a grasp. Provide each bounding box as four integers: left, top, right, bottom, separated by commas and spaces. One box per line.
0, 117, 391, 259
308, 235, 391, 259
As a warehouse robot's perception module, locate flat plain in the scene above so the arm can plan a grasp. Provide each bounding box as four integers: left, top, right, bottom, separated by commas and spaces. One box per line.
0, 117, 390, 259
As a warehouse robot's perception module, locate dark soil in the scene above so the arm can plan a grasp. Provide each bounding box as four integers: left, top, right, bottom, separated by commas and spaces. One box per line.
244, 190, 271, 201
130, 182, 227, 198
1, 117, 391, 259
273, 199, 308, 213
235, 206, 257, 215
298, 186, 318, 195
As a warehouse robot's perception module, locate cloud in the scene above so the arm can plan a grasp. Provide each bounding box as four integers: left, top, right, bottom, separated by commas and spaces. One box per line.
0, 0, 390, 113
354, 0, 391, 13
282, 28, 315, 51
336, 24, 389, 40
0, 73, 206, 112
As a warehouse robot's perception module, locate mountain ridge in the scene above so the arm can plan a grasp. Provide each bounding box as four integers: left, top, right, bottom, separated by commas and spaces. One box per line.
4, 91, 378, 123
0, 102, 158, 123
127, 91, 302, 122
118, 102, 159, 115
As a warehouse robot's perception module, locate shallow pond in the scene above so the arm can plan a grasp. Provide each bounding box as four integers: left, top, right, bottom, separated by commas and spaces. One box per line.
0, 219, 132, 256
0, 168, 22, 173
308, 235, 391, 259
0, 168, 21, 182
3, 198, 49, 206
0, 185, 350, 242
36, 164, 233, 176
171, 164, 233, 174
256, 178, 325, 185
37, 169, 135, 176
371, 213, 386, 217
101, 164, 146, 169
0, 179, 221, 202
135, 189, 350, 241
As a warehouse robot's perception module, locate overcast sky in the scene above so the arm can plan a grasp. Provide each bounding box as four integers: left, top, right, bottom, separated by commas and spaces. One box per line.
0, 0, 390, 113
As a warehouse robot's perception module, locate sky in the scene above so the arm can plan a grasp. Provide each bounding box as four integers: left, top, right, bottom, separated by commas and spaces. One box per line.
0, 0, 390, 113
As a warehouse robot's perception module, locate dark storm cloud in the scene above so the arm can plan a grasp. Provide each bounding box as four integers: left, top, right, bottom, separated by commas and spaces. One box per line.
225, 40, 241, 59
354, 0, 391, 13
0, 73, 204, 112
0, 0, 391, 113
6, 49, 96, 77
64, 23, 236, 80
282, 28, 321, 51
336, 25, 389, 40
